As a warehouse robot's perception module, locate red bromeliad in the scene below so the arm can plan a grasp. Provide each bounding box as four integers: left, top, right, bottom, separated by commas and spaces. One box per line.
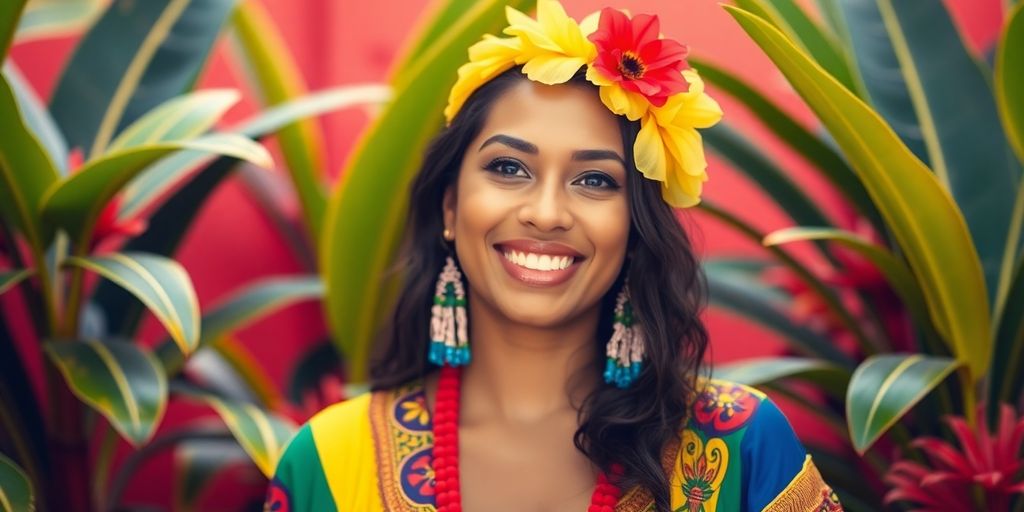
587, 8, 689, 107
884, 404, 1024, 511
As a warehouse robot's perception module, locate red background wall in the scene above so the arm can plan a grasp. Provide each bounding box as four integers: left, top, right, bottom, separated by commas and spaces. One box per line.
6, 0, 1004, 507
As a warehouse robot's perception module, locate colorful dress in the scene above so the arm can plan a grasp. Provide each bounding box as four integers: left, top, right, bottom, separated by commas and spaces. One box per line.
265, 379, 843, 511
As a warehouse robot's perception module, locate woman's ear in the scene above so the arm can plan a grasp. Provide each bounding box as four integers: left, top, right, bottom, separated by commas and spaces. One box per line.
442, 186, 456, 236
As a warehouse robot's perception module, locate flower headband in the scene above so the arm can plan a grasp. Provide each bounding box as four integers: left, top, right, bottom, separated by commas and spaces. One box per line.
444, 0, 723, 208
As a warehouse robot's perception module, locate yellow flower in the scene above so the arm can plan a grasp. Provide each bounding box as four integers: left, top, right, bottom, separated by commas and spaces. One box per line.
633, 69, 723, 207
444, 35, 522, 123
503, 0, 596, 84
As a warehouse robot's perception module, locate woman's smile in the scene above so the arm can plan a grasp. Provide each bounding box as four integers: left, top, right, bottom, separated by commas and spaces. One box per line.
494, 239, 585, 287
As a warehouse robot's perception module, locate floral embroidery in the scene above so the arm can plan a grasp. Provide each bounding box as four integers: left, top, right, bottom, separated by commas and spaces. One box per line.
673, 430, 728, 511
399, 448, 436, 505
393, 389, 431, 432
693, 381, 763, 435
817, 489, 843, 511
263, 478, 291, 512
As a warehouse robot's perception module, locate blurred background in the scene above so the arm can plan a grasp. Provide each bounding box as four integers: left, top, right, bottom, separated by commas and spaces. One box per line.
1, 0, 1020, 510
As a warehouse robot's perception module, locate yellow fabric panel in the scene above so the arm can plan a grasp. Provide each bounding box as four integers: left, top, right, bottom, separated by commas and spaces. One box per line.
309, 393, 385, 511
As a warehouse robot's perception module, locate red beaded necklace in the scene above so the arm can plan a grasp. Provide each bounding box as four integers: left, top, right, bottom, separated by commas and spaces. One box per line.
432, 365, 623, 512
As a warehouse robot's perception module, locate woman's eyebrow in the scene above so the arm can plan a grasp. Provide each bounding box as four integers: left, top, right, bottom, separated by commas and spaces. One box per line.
571, 149, 625, 165
480, 134, 624, 165
479, 134, 537, 153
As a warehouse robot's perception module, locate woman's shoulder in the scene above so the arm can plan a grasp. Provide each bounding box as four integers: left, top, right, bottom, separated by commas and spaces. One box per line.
668, 379, 843, 511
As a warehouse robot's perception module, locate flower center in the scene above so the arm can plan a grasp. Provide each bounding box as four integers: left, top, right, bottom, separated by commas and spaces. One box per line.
617, 51, 646, 80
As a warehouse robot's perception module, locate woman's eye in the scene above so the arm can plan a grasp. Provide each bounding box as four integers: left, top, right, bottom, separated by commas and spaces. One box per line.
575, 172, 620, 190
485, 158, 528, 178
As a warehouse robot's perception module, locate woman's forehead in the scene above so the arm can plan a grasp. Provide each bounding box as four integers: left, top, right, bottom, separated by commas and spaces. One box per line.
475, 80, 624, 155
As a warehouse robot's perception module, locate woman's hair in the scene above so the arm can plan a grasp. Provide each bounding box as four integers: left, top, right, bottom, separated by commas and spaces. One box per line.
369, 67, 708, 511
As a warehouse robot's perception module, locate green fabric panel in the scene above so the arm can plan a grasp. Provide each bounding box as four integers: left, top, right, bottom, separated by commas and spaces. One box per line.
715, 427, 746, 512
271, 424, 337, 512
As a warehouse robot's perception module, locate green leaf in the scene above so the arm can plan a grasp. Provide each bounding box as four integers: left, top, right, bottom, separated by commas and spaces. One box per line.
44, 339, 168, 446
712, 356, 849, 398
836, 0, 929, 162
322, 0, 531, 382
3, 64, 68, 175
0, 269, 33, 296
0, 453, 33, 512
154, 276, 323, 375
174, 439, 250, 512
846, 354, 959, 453
998, 2, 1024, 164
0, 71, 60, 251
15, 0, 106, 42
49, 0, 238, 158
117, 85, 391, 221
0, 0, 28, 58
733, 0, 862, 96
66, 252, 199, 355
690, 57, 876, 222
40, 134, 271, 249
706, 265, 853, 366
725, 5, 992, 380
876, 0, 1019, 307
231, 1, 327, 247
990, 258, 1024, 406
763, 227, 933, 338
173, 385, 296, 477
106, 89, 241, 153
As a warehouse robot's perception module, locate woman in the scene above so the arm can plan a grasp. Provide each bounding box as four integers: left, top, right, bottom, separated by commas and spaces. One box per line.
266, 2, 843, 511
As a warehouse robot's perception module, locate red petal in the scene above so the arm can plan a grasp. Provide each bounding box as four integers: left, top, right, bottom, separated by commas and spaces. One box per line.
638, 39, 689, 70
628, 13, 660, 47
912, 437, 973, 473
947, 417, 987, 470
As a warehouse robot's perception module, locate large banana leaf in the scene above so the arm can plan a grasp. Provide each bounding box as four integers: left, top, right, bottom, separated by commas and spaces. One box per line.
40, 134, 270, 249
49, 0, 238, 158
66, 252, 199, 355
875, 0, 1018, 307
15, 0, 107, 42
836, 0, 928, 162
0, 0, 27, 58
0, 454, 33, 512
231, 1, 326, 246
712, 356, 849, 398
321, 0, 531, 381
725, 6, 992, 380
0, 72, 59, 251
154, 276, 324, 375
846, 353, 959, 453
44, 340, 168, 446
3, 64, 67, 175
106, 89, 240, 153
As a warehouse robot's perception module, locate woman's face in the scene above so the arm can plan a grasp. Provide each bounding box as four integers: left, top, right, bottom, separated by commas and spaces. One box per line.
443, 79, 631, 329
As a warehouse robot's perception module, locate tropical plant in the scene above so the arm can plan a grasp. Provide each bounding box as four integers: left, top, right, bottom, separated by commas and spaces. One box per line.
698, 0, 1024, 510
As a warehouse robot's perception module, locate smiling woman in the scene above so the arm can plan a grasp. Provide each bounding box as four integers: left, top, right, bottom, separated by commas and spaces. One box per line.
265, 1, 842, 511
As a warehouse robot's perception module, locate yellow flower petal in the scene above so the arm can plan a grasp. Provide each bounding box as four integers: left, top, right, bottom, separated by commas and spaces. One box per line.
634, 114, 668, 182
579, 10, 601, 36
522, 54, 588, 84
444, 36, 521, 123
662, 180, 700, 208
598, 84, 648, 120
662, 125, 707, 177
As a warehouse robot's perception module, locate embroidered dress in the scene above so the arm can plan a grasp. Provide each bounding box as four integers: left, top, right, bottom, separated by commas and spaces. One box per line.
265, 380, 842, 512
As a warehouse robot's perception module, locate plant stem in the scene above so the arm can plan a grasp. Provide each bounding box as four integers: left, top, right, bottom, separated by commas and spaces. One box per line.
45, 361, 92, 512
92, 425, 118, 511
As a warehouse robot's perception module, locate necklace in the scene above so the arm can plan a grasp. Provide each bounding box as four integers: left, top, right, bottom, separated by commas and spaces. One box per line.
431, 365, 623, 511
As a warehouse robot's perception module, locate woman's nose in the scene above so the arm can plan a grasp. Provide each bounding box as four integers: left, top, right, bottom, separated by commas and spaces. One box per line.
516, 174, 575, 232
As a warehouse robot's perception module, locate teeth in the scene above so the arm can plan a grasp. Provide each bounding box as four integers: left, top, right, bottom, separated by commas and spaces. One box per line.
502, 250, 574, 271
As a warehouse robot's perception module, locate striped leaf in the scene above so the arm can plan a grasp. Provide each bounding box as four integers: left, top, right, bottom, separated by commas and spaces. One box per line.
117, 85, 390, 221
0, 71, 60, 252
726, 6, 992, 380
15, 0, 107, 42
174, 439, 250, 512
49, 0, 238, 158
231, 1, 326, 245
4, 64, 68, 175
875, 0, 1019, 308
106, 89, 241, 154
44, 340, 168, 446
154, 276, 322, 375
173, 385, 296, 477
66, 252, 199, 355
0, 454, 33, 512
763, 227, 933, 338
998, 2, 1024, 164
0, 269, 33, 296
846, 354, 959, 453
40, 133, 271, 249
712, 356, 849, 398
322, 0, 533, 381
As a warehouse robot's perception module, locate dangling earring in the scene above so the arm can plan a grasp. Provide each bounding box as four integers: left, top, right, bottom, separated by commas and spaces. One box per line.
428, 256, 471, 367
604, 285, 644, 388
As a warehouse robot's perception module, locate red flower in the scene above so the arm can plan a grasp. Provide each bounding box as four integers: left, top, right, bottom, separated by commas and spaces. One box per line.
884, 404, 1024, 511
587, 8, 689, 107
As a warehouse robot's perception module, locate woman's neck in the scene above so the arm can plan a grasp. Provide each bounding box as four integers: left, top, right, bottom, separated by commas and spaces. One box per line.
459, 297, 600, 425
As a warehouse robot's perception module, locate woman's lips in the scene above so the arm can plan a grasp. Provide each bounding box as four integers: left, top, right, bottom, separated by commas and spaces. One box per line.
493, 241, 584, 287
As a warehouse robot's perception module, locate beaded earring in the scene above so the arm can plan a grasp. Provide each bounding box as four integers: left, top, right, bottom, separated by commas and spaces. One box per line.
428, 256, 471, 366
604, 285, 645, 388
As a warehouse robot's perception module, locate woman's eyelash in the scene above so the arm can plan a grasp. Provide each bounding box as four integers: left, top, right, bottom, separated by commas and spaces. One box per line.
484, 157, 528, 177
575, 171, 621, 190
